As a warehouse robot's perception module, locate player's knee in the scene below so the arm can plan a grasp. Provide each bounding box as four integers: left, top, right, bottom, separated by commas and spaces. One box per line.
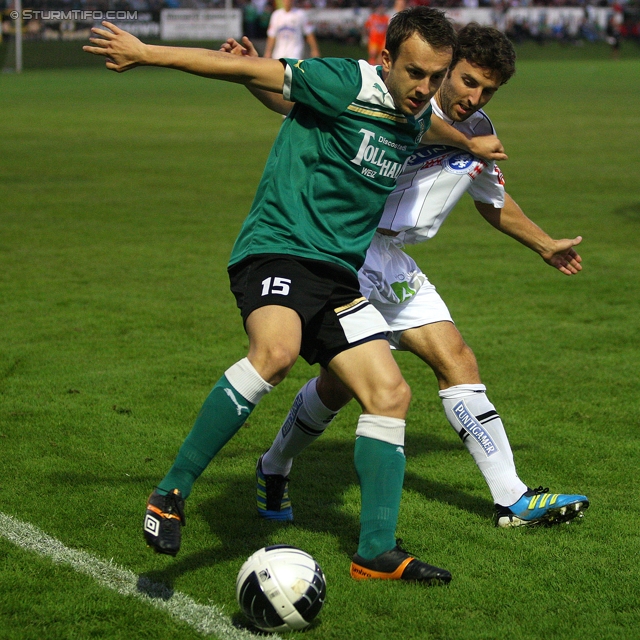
435, 340, 480, 386
363, 377, 411, 418
392, 379, 412, 414
248, 343, 298, 386
458, 343, 480, 379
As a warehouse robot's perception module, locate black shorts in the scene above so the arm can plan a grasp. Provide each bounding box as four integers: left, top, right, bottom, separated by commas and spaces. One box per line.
228, 254, 388, 367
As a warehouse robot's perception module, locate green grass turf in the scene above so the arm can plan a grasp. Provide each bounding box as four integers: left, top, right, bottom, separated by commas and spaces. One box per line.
0, 56, 639, 639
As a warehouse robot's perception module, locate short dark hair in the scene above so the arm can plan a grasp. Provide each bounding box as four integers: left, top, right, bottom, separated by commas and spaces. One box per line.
451, 23, 516, 85
385, 7, 456, 62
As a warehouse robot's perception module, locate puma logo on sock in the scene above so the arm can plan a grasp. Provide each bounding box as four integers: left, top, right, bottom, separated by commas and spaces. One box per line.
223, 388, 249, 416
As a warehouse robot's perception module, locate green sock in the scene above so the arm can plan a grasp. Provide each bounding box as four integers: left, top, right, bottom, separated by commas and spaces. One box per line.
158, 375, 255, 499
354, 435, 406, 560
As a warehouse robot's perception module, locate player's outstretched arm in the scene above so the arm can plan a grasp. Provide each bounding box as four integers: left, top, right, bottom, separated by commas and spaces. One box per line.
305, 33, 321, 58
264, 36, 276, 59
220, 36, 293, 116
83, 22, 285, 92
475, 193, 583, 276
422, 115, 508, 162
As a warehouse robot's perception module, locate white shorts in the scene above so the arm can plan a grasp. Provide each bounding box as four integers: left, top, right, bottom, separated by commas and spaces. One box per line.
358, 233, 453, 350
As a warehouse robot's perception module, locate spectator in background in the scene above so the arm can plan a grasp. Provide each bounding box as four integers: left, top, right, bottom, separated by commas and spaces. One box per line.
606, 13, 621, 57
364, 3, 389, 64
264, 0, 320, 59
257, 2, 272, 39
242, 0, 260, 39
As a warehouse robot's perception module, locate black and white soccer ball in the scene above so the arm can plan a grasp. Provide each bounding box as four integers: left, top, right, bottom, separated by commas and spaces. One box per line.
236, 545, 327, 632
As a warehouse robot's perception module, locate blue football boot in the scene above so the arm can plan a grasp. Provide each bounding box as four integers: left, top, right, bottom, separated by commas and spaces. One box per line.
256, 455, 294, 522
495, 486, 589, 528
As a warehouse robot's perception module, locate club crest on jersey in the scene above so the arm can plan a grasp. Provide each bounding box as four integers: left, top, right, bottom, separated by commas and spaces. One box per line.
444, 152, 475, 175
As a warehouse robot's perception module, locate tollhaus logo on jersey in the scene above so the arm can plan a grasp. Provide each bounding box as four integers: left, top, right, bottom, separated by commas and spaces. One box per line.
351, 129, 406, 180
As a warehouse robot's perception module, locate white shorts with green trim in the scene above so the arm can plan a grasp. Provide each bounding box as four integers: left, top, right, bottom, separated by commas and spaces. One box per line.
358, 233, 453, 350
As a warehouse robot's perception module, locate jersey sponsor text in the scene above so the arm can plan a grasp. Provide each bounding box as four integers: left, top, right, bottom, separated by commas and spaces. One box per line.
378, 135, 407, 151
351, 128, 404, 180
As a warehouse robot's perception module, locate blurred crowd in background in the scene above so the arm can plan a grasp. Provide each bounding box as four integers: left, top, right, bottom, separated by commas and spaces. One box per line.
1, 0, 638, 47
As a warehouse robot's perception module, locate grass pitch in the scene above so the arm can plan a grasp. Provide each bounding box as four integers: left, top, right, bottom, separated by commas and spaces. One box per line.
1, 53, 639, 639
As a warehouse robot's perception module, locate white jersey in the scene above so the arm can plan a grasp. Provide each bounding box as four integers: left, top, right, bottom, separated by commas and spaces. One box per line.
359, 98, 506, 339
378, 98, 505, 245
267, 8, 314, 60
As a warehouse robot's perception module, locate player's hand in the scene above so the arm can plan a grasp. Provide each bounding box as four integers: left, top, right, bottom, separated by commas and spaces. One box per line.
83, 21, 146, 72
467, 135, 508, 162
541, 236, 583, 275
220, 36, 260, 58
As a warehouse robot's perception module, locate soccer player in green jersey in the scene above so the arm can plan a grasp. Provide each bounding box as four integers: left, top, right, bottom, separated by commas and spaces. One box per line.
233, 26, 588, 532
86, 8, 478, 583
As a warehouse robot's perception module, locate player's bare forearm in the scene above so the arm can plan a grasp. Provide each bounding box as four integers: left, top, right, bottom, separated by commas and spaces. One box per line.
475, 193, 583, 275
252, 89, 293, 115
306, 34, 321, 58
221, 36, 293, 115
264, 36, 276, 59
247, 86, 293, 115
422, 116, 508, 162
475, 195, 547, 251
84, 22, 285, 92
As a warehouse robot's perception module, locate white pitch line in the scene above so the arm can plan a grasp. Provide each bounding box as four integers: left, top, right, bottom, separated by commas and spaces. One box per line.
0, 512, 280, 640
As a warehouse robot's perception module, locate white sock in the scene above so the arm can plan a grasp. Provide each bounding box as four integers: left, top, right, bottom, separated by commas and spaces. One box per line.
261, 378, 338, 476
439, 384, 527, 507
224, 358, 273, 405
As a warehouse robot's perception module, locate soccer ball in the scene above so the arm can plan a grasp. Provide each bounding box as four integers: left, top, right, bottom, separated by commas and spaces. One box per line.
236, 544, 327, 632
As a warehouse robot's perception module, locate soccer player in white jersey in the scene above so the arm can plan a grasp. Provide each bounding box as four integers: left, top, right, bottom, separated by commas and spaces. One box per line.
86, 9, 508, 584
264, 0, 320, 60
255, 23, 590, 532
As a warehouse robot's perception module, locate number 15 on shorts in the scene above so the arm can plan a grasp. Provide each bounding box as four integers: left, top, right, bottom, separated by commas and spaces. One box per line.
261, 277, 291, 296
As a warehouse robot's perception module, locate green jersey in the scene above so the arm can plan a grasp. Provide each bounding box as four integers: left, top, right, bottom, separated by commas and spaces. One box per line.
229, 57, 431, 275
